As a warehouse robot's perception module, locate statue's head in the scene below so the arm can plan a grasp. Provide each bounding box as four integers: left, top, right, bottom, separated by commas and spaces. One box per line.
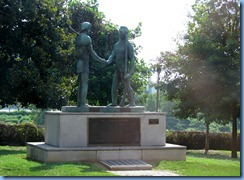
119, 26, 129, 39
119, 26, 129, 34
81, 22, 91, 32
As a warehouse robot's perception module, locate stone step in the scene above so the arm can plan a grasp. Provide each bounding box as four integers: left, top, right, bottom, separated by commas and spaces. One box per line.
100, 159, 152, 170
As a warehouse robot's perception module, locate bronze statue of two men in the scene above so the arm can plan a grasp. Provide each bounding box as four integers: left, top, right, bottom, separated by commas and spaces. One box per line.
75, 22, 135, 107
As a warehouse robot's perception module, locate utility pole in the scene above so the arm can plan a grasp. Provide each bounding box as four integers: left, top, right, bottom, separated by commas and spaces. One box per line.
156, 64, 161, 112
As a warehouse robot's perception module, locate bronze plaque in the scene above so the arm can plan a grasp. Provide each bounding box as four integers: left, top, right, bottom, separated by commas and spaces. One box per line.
149, 119, 159, 124
89, 118, 140, 146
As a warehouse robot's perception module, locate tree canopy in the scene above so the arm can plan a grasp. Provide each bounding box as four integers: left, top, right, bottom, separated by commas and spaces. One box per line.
0, 0, 74, 108
157, 0, 240, 157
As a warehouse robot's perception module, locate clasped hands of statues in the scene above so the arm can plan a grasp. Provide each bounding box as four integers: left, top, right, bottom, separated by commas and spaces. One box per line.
100, 59, 132, 79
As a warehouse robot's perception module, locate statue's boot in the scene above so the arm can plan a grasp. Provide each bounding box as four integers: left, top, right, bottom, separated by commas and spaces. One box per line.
119, 95, 125, 106
128, 92, 135, 106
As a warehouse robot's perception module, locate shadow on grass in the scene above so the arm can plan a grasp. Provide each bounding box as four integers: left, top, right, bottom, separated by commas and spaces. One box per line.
146, 161, 161, 168
0, 149, 26, 155
187, 150, 240, 161
29, 161, 109, 174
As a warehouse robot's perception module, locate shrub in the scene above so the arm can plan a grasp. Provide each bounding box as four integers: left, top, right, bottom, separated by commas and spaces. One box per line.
0, 122, 240, 150
166, 131, 240, 150
0, 122, 44, 145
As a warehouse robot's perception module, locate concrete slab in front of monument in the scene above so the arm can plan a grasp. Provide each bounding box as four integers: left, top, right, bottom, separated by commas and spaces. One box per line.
27, 106, 187, 162
27, 142, 186, 162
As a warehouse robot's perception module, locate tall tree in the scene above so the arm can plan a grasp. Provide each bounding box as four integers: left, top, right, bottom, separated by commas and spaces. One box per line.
159, 0, 240, 157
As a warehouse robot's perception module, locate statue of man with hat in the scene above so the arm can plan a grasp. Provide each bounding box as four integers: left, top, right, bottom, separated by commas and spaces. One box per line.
75, 22, 107, 107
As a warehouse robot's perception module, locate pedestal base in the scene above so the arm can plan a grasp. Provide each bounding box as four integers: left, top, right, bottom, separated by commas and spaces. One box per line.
44, 111, 166, 147
27, 107, 187, 162
27, 142, 186, 162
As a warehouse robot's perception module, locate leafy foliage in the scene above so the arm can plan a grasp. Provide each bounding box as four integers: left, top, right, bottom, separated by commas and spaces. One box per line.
158, 0, 240, 120
0, 122, 44, 145
156, 0, 240, 157
166, 131, 240, 150
0, 0, 75, 108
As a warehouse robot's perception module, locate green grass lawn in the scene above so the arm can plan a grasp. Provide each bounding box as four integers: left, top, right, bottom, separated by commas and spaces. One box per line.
0, 146, 240, 176
153, 150, 240, 176
0, 146, 115, 176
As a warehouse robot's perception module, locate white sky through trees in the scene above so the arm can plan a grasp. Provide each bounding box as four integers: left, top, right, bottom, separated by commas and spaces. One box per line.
97, 0, 195, 62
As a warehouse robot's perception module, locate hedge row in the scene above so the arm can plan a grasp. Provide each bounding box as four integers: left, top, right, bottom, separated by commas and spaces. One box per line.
166, 131, 240, 150
0, 122, 240, 150
0, 122, 44, 146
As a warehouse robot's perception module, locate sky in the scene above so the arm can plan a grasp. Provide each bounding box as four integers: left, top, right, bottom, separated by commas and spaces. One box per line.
97, 0, 196, 62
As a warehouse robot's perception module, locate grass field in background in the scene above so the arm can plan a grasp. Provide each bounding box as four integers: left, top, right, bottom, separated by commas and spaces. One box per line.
0, 146, 240, 176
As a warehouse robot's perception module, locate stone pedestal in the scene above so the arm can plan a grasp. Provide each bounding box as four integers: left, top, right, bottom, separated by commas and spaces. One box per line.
27, 106, 186, 162
44, 110, 165, 147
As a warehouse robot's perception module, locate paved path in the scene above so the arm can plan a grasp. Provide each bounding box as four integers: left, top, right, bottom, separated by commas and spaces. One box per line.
108, 170, 180, 176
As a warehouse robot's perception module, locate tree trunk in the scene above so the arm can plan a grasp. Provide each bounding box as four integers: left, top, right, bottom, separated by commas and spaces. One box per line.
231, 103, 238, 158
204, 121, 210, 154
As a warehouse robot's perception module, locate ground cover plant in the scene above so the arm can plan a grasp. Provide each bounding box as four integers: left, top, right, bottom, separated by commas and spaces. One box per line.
0, 113, 30, 124
0, 109, 46, 125
0, 146, 240, 176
